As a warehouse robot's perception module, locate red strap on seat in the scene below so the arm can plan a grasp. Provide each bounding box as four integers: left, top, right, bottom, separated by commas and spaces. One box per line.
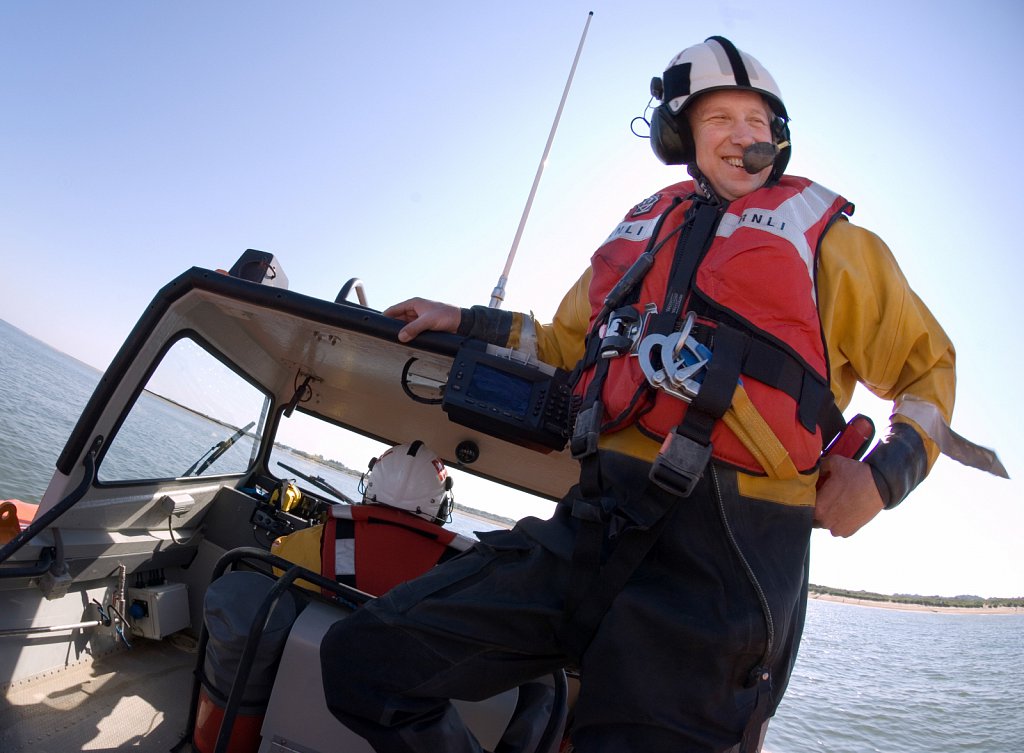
350, 505, 456, 596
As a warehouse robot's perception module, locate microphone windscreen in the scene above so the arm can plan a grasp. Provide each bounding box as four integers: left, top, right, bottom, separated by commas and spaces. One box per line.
742, 142, 777, 174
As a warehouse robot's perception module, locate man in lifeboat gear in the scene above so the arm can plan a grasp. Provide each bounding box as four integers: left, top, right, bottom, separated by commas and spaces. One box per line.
321, 37, 996, 753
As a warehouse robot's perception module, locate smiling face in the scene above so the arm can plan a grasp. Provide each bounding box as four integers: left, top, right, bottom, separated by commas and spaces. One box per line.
687, 89, 775, 201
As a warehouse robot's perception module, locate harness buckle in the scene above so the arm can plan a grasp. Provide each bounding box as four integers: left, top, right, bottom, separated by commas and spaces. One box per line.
599, 307, 641, 359
570, 496, 608, 523
570, 402, 603, 459
599, 303, 659, 359
648, 430, 713, 497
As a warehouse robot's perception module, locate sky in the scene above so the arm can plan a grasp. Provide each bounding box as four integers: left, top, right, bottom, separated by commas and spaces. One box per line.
1, 0, 1021, 598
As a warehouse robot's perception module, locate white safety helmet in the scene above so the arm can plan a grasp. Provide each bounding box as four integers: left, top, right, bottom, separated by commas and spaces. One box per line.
649, 36, 791, 182
362, 441, 454, 525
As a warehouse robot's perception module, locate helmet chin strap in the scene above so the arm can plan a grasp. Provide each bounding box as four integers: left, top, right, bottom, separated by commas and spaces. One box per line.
686, 164, 719, 202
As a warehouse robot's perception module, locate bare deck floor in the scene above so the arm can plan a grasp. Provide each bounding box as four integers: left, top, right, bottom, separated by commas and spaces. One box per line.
1, 634, 199, 752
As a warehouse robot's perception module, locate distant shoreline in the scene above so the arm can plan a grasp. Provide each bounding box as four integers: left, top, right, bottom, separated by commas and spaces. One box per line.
810, 592, 1023, 615
454, 505, 515, 529
454, 510, 1023, 613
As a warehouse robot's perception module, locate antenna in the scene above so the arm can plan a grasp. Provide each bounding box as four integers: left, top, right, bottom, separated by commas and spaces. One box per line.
489, 11, 594, 309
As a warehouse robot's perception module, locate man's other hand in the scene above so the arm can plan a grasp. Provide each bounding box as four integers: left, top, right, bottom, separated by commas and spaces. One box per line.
813, 455, 884, 537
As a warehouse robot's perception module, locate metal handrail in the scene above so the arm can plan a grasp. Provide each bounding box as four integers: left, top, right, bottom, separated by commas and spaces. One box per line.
175, 547, 370, 753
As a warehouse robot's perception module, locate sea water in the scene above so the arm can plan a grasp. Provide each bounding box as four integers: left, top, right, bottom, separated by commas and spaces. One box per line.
1, 318, 1021, 753
766, 599, 1022, 752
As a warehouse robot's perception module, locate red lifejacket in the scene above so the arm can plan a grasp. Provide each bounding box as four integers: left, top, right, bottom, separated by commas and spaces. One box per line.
583, 176, 851, 474
322, 504, 457, 596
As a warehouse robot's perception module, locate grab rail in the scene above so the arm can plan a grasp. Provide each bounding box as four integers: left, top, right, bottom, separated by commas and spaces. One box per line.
0, 546, 55, 580
174, 547, 370, 753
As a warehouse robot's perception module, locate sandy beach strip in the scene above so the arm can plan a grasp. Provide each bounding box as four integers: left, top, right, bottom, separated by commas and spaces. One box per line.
809, 592, 1022, 615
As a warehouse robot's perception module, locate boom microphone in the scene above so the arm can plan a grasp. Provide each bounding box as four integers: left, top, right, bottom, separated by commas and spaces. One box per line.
742, 140, 790, 174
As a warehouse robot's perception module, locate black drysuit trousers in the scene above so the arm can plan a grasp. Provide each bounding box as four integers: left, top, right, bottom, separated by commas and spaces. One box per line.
320, 453, 813, 752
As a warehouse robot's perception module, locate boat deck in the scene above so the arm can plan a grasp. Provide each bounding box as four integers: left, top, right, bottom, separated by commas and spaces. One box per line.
1, 634, 198, 752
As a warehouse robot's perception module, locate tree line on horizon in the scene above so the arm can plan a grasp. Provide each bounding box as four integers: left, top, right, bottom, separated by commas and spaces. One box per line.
809, 584, 1022, 609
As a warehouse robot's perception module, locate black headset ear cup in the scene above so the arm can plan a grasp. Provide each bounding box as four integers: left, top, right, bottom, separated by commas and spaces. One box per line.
767, 117, 792, 184
649, 104, 692, 165
771, 117, 789, 144
435, 492, 454, 525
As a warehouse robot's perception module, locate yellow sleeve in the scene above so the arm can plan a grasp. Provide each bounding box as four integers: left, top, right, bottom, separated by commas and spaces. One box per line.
507, 268, 593, 371
817, 219, 956, 468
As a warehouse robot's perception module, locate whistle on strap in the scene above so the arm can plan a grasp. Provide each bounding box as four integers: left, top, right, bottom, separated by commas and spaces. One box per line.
649, 430, 713, 497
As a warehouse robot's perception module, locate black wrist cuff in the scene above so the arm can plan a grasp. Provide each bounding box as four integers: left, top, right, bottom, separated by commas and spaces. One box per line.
864, 422, 929, 510
456, 308, 475, 337
456, 305, 514, 346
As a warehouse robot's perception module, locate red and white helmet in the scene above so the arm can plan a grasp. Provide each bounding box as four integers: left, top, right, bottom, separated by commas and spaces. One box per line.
363, 441, 454, 525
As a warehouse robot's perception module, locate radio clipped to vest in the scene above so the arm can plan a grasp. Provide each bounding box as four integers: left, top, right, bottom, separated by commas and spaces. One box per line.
442, 340, 579, 452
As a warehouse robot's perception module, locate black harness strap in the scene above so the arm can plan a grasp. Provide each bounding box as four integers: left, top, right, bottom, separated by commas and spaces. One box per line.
687, 321, 836, 436
817, 393, 847, 447
696, 326, 746, 418
569, 197, 696, 496
557, 485, 674, 661
640, 200, 735, 490
562, 198, 695, 633
560, 199, 725, 658
650, 198, 722, 335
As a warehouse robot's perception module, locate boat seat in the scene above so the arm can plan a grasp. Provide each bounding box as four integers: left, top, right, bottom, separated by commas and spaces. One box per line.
232, 513, 567, 752
258, 599, 566, 753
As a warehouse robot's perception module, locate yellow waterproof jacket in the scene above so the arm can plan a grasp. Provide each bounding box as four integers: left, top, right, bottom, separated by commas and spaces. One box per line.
492, 217, 955, 506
